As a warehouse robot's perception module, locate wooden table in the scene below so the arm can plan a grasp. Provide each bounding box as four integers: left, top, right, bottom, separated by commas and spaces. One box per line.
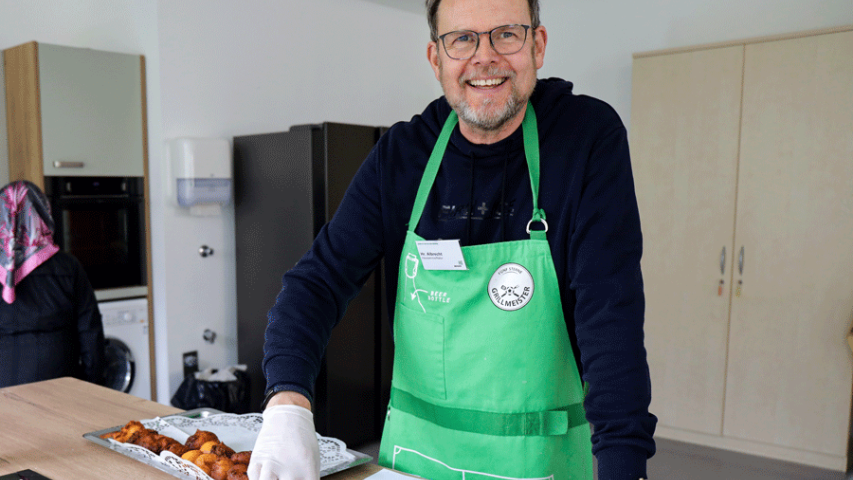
0, 377, 386, 479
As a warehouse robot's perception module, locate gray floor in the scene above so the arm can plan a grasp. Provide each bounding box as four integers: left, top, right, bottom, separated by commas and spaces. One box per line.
354, 438, 847, 479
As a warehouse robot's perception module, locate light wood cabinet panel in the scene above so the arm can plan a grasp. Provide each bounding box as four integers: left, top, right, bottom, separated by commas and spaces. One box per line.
631, 26, 853, 471
0, 50, 9, 182
630, 46, 744, 436
724, 30, 853, 458
4, 42, 42, 187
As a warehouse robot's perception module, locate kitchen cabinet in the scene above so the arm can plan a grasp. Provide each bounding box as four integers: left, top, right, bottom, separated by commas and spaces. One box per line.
630, 26, 853, 471
4, 41, 145, 182
4, 41, 156, 398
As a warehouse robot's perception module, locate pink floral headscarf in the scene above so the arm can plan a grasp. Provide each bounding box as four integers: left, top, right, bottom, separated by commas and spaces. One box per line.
0, 181, 60, 304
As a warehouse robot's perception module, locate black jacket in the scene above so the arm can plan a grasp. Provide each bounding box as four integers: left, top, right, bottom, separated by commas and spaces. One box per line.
264, 78, 656, 479
0, 251, 105, 387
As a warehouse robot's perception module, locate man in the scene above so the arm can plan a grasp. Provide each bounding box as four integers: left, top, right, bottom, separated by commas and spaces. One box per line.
248, 0, 657, 478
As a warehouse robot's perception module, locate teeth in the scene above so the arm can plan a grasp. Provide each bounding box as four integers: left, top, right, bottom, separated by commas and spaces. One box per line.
468, 78, 505, 87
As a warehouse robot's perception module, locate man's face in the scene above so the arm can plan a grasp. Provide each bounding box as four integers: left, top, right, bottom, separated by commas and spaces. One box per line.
428, 0, 546, 137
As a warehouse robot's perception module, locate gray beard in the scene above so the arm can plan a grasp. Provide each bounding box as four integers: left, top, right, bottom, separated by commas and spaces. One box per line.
444, 61, 534, 132
451, 90, 525, 132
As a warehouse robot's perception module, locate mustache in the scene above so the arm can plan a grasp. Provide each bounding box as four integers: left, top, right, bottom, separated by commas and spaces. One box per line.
458, 66, 516, 86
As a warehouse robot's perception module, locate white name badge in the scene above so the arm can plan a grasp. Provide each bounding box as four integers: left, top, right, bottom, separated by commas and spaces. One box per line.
415, 240, 468, 270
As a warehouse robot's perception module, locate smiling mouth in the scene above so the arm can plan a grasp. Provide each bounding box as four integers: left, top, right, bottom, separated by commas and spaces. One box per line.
467, 77, 508, 88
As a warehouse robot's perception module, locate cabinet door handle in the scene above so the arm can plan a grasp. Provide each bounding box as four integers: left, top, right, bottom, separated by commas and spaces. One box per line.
738, 246, 745, 275
53, 161, 85, 168
720, 247, 726, 275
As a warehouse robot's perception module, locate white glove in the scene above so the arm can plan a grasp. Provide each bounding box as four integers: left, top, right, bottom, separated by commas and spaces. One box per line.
248, 404, 321, 480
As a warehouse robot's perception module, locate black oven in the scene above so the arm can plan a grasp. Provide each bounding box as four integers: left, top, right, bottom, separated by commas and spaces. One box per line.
44, 177, 146, 294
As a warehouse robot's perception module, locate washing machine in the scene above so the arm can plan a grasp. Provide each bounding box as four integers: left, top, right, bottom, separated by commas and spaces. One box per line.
99, 297, 151, 400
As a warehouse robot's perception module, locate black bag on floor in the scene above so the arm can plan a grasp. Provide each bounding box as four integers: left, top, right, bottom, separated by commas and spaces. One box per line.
170, 366, 251, 414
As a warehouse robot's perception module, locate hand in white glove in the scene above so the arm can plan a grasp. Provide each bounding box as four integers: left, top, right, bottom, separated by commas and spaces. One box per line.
248, 404, 321, 480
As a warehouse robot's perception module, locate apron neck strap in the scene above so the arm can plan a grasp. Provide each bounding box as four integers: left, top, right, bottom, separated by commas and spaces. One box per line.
408, 102, 545, 240
408, 110, 458, 231
521, 103, 546, 240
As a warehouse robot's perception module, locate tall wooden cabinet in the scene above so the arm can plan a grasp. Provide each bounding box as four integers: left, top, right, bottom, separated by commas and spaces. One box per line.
631, 26, 853, 470
4, 41, 155, 398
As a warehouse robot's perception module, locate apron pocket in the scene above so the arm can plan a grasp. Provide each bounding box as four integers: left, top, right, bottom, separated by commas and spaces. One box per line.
393, 301, 446, 400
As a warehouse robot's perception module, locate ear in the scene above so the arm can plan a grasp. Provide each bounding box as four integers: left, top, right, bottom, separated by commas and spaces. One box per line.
533, 25, 547, 69
427, 41, 441, 81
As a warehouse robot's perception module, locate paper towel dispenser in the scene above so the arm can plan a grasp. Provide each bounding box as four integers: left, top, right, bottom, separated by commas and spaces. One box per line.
166, 137, 231, 215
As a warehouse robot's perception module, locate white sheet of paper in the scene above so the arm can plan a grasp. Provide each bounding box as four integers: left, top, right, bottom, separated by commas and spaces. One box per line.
365, 469, 422, 480
415, 240, 468, 270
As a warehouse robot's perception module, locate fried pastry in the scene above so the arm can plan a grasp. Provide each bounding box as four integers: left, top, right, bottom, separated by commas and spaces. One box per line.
104, 419, 255, 479
185, 429, 220, 450
199, 440, 220, 453
209, 456, 235, 480
230, 451, 251, 465
226, 463, 249, 480
194, 453, 219, 474
209, 443, 236, 458
103, 420, 145, 442
182, 449, 203, 463
166, 442, 191, 457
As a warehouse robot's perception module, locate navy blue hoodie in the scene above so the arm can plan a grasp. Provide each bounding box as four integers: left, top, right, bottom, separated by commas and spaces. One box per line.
263, 78, 657, 479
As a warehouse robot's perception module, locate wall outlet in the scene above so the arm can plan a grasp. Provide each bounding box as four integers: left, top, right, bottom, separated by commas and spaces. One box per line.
183, 351, 199, 378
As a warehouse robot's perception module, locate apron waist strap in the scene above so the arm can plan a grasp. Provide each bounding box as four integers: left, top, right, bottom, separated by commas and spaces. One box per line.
390, 388, 587, 437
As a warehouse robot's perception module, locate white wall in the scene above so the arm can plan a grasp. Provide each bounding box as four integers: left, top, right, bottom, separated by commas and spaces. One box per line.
361, 0, 425, 14
538, 0, 853, 129
154, 0, 438, 404
1, 0, 851, 407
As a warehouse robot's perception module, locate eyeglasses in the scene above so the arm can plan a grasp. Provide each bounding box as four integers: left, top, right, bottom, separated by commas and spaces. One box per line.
438, 24, 531, 60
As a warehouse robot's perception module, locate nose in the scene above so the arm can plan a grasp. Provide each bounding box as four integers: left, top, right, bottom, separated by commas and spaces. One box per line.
471, 32, 501, 64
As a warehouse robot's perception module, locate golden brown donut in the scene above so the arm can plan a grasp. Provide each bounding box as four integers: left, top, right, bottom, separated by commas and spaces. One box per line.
134, 432, 167, 453
226, 463, 249, 480
166, 442, 191, 457
108, 420, 145, 442
194, 453, 219, 474
209, 457, 235, 480
181, 449, 203, 464
127, 428, 159, 447
209, 443, 236, 458
199, 440, 220, 453
229, 451, 251, 465
185, 430, 220, 450
157, 436, 182, 453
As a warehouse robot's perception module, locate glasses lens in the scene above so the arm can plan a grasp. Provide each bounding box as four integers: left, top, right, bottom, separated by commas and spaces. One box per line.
443, 31, 478, 59
490, 25, 528, 55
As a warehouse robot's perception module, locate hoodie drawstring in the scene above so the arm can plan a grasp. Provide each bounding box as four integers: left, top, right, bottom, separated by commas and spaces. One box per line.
501, 150, 508, 242
467, 153, 475, 245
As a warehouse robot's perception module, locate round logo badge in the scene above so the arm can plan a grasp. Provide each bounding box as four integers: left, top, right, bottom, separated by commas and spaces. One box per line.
488, 263, 535, 311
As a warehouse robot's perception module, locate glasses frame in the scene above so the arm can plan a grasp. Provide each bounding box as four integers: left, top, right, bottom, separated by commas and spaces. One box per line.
438, 24, 531, 60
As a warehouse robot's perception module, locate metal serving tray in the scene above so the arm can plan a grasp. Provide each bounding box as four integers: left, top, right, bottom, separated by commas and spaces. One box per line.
83, 408, 372, 479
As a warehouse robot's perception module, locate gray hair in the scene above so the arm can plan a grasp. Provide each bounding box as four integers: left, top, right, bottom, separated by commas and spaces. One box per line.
425, 0, 541, 42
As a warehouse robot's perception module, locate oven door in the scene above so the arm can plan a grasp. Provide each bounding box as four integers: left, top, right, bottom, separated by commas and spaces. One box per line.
47, 177, 146, 296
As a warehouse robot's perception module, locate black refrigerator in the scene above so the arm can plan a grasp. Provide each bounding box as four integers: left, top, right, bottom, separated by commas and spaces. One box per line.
233, 122, 393, 449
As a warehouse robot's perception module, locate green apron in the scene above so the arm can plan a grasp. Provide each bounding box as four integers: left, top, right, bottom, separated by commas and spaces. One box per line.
377, 104, 593, 480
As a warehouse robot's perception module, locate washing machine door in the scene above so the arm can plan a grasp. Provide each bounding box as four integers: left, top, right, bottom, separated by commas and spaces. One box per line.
104, 337, 135, 393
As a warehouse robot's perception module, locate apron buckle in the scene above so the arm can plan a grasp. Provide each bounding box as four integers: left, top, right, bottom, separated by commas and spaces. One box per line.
526, 218, 549, 234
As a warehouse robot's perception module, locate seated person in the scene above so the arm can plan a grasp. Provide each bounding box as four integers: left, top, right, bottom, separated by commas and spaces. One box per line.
0, 180, 105, 387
